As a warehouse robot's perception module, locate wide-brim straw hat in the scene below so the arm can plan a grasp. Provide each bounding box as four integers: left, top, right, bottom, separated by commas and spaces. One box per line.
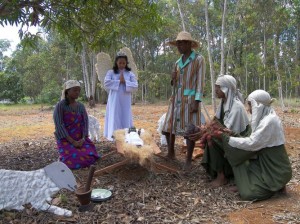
168, 31, 200, 48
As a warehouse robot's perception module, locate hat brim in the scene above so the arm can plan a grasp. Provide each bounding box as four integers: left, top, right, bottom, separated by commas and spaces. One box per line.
167, 40, 200, 49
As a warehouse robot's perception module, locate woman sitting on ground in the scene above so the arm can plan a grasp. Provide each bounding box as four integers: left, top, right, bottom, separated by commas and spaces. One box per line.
188, 75, 250, 187
219, 89, 292, 201
53, 80, 100, 169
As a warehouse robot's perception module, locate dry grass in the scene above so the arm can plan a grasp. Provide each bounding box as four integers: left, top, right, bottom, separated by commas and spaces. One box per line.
0, 102, 299, 224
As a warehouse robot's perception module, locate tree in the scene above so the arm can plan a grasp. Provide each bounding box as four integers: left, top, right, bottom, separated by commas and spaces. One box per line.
0, 39, 11, 70
0, 71, 24, 103
0, 1, 162, 49
205, 0, 217, 111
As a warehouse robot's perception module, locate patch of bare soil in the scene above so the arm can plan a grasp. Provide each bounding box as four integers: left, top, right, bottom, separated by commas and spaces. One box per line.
0, 103, 299, 224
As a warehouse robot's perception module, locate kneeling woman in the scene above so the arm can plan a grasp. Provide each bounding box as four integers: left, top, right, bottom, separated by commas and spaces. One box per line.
53, 80, 100, 169
222, 90, 292, 201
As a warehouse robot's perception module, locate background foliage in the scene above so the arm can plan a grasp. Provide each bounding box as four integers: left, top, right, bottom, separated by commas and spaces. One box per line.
0, 0, 299, 105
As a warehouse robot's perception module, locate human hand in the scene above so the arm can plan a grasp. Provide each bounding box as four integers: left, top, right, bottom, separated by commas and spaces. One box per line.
222, 128, 233, 135
78, 138, 85, 147
171, 70, 177, 82
211, 130, 223, 139
72, 140, 81, 148
186, 125, 203, 141
120, 72, 125, 83
190, 101, 199, 113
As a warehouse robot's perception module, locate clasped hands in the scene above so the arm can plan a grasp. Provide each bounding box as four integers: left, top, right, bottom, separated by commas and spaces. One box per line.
120, 72, 126, 84
71, 138, 85, 148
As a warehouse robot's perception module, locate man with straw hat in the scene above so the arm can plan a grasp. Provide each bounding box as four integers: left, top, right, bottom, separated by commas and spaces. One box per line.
162, 31, 206, 170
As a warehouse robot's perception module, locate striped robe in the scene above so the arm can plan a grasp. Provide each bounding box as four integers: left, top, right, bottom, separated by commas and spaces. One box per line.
162, 51, 205, 135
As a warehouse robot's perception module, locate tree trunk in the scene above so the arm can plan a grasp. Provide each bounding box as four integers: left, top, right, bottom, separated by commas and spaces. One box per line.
177, 0, 186, 31
263, 22, 266, 90
90, 51, 97, 98
205, 0, 217, 112
81, 44, 90, 99
273, 34, 286, 112
220, 0, 227, 76
296, 23, 300, 97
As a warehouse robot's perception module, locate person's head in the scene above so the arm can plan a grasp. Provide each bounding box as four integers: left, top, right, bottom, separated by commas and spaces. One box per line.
247, 90, 276, 131
113, 51, 131, 73
168, 31, 199, 54
247, 90, 275, 115
61, 80, 81, 103
215, 75, 237, 100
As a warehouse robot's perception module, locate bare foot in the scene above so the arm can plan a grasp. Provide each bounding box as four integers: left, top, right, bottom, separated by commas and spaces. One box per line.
156, 152, 176, 161
182, 162, 192, 171
166, 152, 176, 160
210, 178, 228, 187
210, 172, 228, 187
228, 185, 238, 192
278, 186, 287, 194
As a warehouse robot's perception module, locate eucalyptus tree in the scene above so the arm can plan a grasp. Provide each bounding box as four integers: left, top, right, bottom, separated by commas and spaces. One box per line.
0, 39, 10, 71
205, 0, 217, 111
0, 0, 162, 99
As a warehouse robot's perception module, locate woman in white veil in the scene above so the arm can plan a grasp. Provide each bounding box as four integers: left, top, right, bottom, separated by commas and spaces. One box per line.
221, 90, 292, 201
193, 75, 250, 187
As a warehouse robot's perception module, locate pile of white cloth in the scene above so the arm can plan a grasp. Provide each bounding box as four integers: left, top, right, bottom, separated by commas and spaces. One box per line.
124, 128, 144, 146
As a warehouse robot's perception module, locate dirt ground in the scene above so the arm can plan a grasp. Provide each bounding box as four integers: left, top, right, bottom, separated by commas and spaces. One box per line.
0, 103, 299, 223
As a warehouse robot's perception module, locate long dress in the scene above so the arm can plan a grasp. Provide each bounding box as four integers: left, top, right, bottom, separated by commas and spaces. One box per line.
53, 100, 100, 169
222, 110, 292, 201
103, 69, 138, 141
162, 51, 206, 135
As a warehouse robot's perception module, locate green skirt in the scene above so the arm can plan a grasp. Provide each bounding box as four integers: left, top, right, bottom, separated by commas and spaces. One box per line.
223, 136, 292, 201
201, 125, 252, 179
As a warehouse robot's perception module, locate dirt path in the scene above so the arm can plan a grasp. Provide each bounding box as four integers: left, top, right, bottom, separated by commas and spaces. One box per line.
0, 103, 299, 223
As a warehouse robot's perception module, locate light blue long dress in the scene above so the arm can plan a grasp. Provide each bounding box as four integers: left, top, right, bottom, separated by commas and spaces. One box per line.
103, 69, 138, 141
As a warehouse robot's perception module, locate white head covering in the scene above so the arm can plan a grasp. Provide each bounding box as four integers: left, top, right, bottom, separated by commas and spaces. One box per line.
247, 89, 276, 131
61, 80, 81, 100
215, 75, 249, 133
228, 89, 284, 151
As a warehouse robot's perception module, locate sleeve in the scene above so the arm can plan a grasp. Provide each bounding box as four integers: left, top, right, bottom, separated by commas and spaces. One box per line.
53, 101, 69, 139
222, 134, 257, 166
104, 70, 120, 91
125, 72, 138, 92
81, 103, 89, 137
228, 121, 272, 151
195, 55, 206, 101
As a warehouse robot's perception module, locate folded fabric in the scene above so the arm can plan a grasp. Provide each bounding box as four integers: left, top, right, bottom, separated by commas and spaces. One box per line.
125, 131, 144, 146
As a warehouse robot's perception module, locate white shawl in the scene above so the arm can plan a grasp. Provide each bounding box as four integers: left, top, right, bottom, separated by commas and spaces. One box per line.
228, 90, 285, 151
215, 75, 249, 133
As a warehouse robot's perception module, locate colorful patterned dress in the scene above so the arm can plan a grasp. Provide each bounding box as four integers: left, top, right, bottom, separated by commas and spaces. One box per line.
53, 100, 100, 169
162, 51, 206, 135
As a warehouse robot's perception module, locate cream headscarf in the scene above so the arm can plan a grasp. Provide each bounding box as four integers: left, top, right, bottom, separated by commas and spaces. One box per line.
228, 89, 284, 151
61, 80, 81, 100
247, 89, 276, 131
215, 75, 249, 133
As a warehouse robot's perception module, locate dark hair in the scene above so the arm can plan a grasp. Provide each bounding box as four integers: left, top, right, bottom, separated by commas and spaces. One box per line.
64, 89, 70, 105
113, 55, 131, 73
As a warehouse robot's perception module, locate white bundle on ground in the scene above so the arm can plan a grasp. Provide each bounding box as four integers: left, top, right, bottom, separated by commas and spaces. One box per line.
88, 114, 101, 142
95, 52, 113, 89
0, 162, 77, 217
125, 130, 144, 146
157, 113, 167, 146
114, 129, 157, 167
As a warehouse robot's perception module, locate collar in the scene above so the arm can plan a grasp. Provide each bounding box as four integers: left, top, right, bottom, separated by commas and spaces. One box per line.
176, 51, 196, 69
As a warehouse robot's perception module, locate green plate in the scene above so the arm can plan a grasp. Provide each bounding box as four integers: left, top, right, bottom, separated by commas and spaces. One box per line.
91, 188, 112, 202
